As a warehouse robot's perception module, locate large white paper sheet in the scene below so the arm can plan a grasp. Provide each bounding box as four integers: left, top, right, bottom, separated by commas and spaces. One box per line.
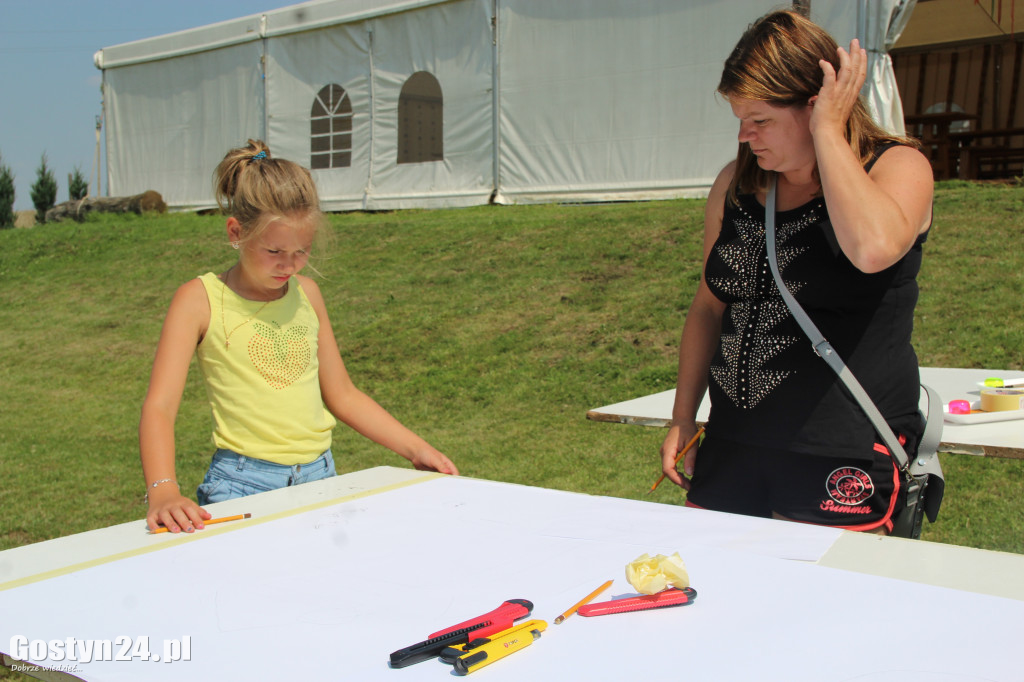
2, 476, 1021, 681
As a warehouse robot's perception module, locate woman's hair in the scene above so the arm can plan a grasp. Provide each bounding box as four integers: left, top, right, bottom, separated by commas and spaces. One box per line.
213, 139, 324, 244
718, 9, 918, 201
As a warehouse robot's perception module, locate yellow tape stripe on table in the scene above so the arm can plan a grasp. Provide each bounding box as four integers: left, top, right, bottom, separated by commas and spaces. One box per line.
0, 473, 441, 592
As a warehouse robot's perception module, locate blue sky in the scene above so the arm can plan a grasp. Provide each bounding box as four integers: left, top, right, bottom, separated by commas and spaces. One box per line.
0, 0, 289, 211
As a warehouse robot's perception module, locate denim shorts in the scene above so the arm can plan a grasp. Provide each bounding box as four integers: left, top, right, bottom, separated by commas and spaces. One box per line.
196, 449, 336, 505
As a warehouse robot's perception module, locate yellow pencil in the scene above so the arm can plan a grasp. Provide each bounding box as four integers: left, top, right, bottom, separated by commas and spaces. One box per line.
648, 426, 705, 493
554, 580, 613, 624
149, 513, 251, 534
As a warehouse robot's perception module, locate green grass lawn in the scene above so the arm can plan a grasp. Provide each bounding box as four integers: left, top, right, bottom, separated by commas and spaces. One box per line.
0, 181, 1021, 562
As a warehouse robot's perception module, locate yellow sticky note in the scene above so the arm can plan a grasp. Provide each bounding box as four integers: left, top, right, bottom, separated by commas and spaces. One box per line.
625, 552, 690, 595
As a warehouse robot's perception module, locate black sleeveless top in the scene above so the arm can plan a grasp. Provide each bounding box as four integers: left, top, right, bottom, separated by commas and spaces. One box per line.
703, 146, 926, 459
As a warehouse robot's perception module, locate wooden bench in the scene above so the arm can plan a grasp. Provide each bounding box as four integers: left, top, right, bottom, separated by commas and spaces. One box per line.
958, 146, 1024, 180
949, 128, 1024, 180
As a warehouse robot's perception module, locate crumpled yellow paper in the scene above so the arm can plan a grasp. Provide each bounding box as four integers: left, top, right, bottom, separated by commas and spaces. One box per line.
625, 552, 690, 595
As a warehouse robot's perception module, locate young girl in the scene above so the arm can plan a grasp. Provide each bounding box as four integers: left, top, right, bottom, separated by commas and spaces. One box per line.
141, 139, 458, 533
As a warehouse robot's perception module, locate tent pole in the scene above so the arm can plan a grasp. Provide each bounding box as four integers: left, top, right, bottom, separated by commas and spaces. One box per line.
261, 14, 269, 143
92, 110, 102, 198
858, 0, 867, 45
366, 23, 376, 210
490, 0, 501, 203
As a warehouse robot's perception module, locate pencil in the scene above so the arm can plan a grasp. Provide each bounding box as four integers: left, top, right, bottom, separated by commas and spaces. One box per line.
648, 425, 705, 493
554, 580, 613, 624
149, 513, 251, 534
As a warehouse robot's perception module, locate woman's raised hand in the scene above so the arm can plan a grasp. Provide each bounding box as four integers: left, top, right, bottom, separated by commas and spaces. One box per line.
810, 38, 868, 137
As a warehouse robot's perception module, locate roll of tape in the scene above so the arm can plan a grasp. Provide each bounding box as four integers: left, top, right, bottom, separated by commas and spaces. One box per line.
980, 388, 1024, 412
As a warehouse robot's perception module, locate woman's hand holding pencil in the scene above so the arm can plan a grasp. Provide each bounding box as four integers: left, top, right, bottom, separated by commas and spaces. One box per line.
653, 425, 705, 492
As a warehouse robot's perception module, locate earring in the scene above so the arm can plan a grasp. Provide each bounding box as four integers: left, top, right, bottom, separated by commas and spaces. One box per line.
231, 242, 240, 250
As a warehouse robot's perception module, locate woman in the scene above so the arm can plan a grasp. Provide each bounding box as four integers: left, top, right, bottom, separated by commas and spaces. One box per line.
659, 10, 933, 534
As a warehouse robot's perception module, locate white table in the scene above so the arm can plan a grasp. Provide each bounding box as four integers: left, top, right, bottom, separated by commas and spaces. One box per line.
587, 367, 1024, 458
2, 467, 1024, 681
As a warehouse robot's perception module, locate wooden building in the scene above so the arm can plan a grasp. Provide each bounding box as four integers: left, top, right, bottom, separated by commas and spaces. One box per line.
892, 0, 1024, 180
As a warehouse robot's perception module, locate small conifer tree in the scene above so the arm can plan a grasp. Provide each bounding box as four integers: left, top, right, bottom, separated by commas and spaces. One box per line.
31, 154, 57, 224
68, 166, 89, 201
0, 152, 14, 229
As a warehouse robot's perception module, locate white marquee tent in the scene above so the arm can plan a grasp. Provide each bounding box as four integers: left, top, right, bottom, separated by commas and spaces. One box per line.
94, 0, 917, 211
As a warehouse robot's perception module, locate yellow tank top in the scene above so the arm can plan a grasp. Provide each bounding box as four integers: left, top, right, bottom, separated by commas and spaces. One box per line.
196, 272, 335, 465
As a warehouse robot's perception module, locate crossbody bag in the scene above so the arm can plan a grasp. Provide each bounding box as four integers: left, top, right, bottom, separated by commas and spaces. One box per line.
764, 175, 944, 539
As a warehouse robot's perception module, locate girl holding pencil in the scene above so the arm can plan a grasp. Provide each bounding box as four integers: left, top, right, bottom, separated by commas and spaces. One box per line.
140, 139, 458, 534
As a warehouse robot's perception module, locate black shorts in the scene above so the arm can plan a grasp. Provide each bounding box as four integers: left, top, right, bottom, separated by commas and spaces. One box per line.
685, 436, 907, 533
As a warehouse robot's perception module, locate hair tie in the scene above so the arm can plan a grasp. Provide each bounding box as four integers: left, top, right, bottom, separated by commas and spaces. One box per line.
250, 150, 267, 161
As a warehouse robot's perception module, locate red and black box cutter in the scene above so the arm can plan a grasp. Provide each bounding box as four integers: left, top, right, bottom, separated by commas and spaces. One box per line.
389, 599, 533, 668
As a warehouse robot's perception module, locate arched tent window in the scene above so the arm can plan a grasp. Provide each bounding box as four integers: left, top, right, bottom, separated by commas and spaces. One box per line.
311, 84, 352, 169
398, 72, 443, 164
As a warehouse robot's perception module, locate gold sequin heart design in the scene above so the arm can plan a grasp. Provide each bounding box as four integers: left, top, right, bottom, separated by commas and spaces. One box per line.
248, 321, 311, 389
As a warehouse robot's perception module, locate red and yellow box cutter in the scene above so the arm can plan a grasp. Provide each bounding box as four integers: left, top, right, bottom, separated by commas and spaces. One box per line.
388, 599, 533, 668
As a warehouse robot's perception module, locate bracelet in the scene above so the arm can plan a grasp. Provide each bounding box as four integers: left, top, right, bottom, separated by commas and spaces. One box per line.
144, 478, 179, 503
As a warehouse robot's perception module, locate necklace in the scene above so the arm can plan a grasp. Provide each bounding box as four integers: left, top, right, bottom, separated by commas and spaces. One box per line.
220, 268, 272, 348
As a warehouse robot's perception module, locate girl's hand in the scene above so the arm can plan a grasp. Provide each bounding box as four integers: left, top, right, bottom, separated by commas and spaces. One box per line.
409, 447, 459, 476
146, 487, 212, 533
660, 423, 700, 491
809, 38, 868, 138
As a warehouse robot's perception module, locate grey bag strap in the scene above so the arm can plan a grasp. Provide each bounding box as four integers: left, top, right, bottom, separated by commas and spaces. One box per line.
917, 382, 943, 461
763, 175, 940, 473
